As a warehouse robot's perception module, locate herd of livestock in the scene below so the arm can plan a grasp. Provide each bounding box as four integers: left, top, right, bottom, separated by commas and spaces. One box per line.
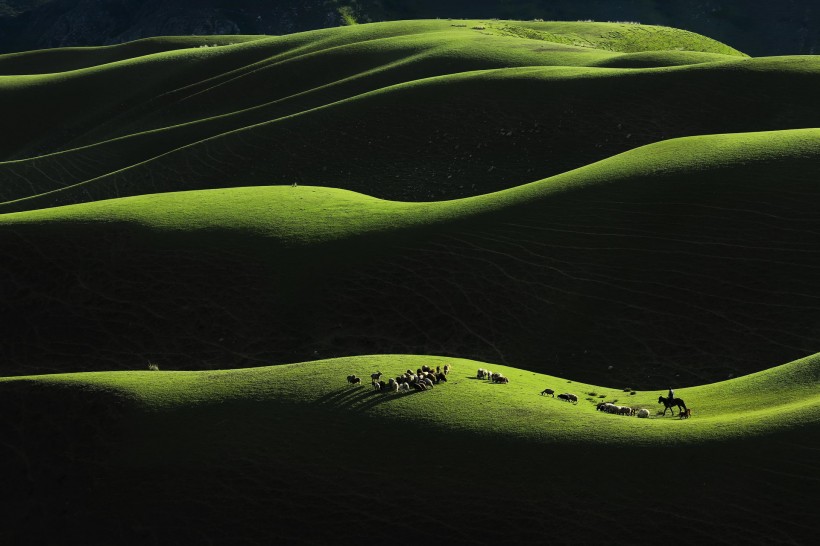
345, 365, 687, 419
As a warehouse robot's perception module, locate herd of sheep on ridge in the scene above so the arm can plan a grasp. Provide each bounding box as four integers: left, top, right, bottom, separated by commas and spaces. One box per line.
345, 365, 684, 419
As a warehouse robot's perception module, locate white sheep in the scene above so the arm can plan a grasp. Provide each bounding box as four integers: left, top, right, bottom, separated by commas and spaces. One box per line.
636, 408, 650, 418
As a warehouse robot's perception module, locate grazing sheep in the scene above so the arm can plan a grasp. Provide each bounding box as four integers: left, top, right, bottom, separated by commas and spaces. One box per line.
436, 372, 448, 382
346, 375, 361, 385
371, 371, 382, 383
399, 383, 410, 392
423, 378, 434, 388
557, 393, 571, 402
636, 408, 650, 418
565, 393, 578, 404
606, 405, 622, 414
618, 406, 632, 416
390, 381, 399, 393
422, 365, 431, 373
477, 368, 487, 379
597, 402, 612, 411
494, 375, 509, 384
414, 382, 427, 391
541, 388, 555, 397
443, 364, 451, 375
373, 382, 382, 391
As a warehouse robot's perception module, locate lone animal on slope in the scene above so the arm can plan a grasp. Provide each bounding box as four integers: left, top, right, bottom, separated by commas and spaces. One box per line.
541, 388, 555, 397
346, 375, 361, 385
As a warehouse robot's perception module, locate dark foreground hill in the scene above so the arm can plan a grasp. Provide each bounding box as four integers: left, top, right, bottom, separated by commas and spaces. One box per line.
1, 353, 818, 544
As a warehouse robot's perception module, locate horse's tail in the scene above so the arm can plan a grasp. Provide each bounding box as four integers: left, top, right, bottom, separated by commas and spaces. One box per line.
679, 399, 687, 411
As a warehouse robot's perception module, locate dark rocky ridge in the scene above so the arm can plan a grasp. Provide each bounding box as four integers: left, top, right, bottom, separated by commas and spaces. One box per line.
0, 0, 818, 56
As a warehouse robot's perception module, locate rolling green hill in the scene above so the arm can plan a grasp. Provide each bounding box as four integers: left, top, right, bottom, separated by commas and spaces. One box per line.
0, 19, 766, 208
2, 20, 819, 545
1, 22, 817, 212
3, 129, 819, 386
2, 352, 818, 544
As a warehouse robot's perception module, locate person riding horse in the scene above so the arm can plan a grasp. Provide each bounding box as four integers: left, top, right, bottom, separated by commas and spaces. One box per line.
659, 389, 687, 416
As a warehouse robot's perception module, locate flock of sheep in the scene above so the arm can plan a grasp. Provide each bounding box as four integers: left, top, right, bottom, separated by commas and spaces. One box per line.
346, 365, 679, 420
475, 368, 510, 383
542, 388, 653, 417
347, 364, 452, 393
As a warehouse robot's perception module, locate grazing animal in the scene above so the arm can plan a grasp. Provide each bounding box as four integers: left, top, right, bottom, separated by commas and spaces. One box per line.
636, 408, 650, 418
390, 381, 399, 393
494, 375, 509, 384
443, 364, 451, 375
541, 388, 555, 397
436, 372, 447, 382
477, 368, 487, 379
618, 406, 632, 416
557, 393, 571, 402
423, 378, 434, 388
606, 405, 621, 414
414, 382, 427, 391
373, 382, 381, 391
680, 408, 692, 419
371, 371, 382, 383
563, 393, 578, 404
658, 396, 687, 416
346, 375, 361, 385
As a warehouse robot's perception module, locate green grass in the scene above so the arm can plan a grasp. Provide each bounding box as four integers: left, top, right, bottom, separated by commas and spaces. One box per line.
2, 351, 817, 543
2, 129, 819, 384
0, 19, 749, 196
1, 20, 818, 543
1, 51, 817, 208
6, 351, 817, 442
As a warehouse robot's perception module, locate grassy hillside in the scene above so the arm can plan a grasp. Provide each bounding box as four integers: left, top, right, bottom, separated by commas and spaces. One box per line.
3, 129, 819, 386
4, 53, 820, 208
2, 352, 818, 544
2, 19, 819, 544
0, 20, 757, 202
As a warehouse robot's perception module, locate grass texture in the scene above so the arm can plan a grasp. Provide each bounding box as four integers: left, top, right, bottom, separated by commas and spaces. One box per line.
1, 19, 819, 545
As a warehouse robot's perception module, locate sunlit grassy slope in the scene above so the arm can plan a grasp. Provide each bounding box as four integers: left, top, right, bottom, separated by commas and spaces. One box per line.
2, 20, 819, 545
1, 352, 817, 544
3, 129, 819, 386
0, 19, 777, 207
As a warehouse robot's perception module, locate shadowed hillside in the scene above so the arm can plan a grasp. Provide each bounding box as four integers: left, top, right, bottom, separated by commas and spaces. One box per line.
3, 130, 819, 387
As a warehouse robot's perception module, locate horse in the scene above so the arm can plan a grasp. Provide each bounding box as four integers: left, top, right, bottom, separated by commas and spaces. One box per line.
658, 395, 687, 416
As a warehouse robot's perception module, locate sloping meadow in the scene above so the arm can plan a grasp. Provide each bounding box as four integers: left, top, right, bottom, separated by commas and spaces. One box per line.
1, 20, 819, 545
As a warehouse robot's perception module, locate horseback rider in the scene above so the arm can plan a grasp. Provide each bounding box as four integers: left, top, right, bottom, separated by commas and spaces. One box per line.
668, 387, 674, 402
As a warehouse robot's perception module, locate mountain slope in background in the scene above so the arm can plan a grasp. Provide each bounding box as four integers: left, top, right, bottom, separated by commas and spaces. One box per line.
0, 0, 818, 56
